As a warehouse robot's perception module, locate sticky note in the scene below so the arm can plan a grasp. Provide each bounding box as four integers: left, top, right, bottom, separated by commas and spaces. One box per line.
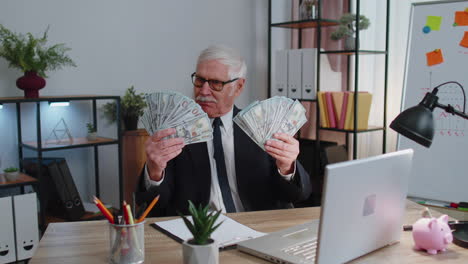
426, 16, 442, 30
426, 49, 444, 66
454, 11, 468, 26
460, 32, 468, 48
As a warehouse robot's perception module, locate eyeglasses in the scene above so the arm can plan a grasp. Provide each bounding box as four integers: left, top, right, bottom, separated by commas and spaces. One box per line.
191, 72, 239, 92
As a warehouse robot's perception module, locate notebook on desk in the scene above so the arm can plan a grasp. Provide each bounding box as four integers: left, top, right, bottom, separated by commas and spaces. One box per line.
237, 149, 414, 264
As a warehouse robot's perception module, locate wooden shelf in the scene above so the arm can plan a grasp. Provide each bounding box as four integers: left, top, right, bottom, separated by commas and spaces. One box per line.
271, 19, 339, 29
320, 50, 387, 55
319, 126, 385, 133
22, 137, 118, 151
0, 95, 119, 103
0, 173, 38, 187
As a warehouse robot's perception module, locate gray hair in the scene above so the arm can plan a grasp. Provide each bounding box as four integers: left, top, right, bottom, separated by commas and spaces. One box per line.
197, 44, 247, 79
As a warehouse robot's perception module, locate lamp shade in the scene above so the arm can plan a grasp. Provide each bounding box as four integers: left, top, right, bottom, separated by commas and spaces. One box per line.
390, 104, 434, 148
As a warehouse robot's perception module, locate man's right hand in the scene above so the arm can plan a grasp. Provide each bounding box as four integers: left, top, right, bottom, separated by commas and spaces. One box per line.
145, 128, 185, 181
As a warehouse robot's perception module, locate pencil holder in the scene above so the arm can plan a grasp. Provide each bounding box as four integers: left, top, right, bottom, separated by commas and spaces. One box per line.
108, 221, 145, 264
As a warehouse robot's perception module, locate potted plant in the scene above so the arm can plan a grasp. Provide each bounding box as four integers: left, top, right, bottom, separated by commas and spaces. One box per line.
86, 123, 98, 141
102, 86, 147, 131
179, 201, 223, 264
0, 24, 76, 98
330, 13, 370, 50
3, 167, 19, 181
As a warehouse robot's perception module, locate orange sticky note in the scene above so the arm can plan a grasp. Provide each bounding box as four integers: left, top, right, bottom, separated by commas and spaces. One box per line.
426, 49, 444, 66
460, 32, 468, 48
454, 11, 468, 26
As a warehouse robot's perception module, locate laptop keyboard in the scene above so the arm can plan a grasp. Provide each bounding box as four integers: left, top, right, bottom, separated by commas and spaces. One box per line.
282, 237, 318, 261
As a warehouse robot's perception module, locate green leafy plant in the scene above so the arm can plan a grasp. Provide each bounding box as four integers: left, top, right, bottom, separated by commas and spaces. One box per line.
86, 123, 96, 133
4, 167, 19, 173
330, 13, 371, 40
178, 201, 223, 245
102, 86, 147, 130
0, 24, 76, 78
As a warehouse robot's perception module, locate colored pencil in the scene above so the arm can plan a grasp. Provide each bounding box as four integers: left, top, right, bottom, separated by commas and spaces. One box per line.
137, 195, 160, 223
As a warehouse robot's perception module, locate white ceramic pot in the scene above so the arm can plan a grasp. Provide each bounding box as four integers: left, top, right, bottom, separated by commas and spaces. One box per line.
87, 132, 98, 141
182, 239, 218, 264
5, 171, 19, 181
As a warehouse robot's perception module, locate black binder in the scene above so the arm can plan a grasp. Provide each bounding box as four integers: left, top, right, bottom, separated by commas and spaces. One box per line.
22, 158, 85, 221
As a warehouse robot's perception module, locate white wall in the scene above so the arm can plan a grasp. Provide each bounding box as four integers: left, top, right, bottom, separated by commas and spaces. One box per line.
0, 0, 268, 206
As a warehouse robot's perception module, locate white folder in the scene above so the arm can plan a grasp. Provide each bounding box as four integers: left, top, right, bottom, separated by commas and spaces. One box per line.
301, 48, 317, 100
13, 193, 39, 261
273, 50, 288, 97
0, 197, 16, 264
287, 49, 302, 99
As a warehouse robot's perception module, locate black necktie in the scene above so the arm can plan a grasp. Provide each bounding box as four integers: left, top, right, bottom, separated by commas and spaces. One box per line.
212, 117, 236, 213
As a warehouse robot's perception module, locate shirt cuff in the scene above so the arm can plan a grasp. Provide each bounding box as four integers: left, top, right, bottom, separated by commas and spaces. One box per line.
144, 164, 165, 189
278, 161, 296, 181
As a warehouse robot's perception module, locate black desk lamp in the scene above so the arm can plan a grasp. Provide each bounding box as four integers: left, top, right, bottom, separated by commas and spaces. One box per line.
390, 81, 468, 148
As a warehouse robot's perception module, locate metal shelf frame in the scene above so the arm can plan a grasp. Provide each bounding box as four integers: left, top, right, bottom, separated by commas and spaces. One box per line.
267, 0, 389, 160
0, 95, 123, 229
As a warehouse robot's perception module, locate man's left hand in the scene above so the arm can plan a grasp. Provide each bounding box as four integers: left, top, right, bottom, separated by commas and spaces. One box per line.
264, 133, 299, 175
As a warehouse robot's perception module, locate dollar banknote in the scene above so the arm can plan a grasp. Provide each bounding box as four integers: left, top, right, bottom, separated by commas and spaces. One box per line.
233, 96, 307, 150
141, 91, 213, 145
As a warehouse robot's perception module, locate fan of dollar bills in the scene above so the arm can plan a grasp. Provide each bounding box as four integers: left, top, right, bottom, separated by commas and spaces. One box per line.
141, 91, 213, 144
233, 96, 307, 150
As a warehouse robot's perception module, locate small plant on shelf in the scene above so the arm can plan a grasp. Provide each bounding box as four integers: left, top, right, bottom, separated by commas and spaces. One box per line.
4, 167, 18, 173
102, 86, 147, 131
3, 167, 19, 181
330, 13, 370, 50
86, 123, 98, 141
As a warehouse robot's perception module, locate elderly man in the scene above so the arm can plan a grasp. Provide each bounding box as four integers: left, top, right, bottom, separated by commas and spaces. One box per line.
138, 45, 311, 216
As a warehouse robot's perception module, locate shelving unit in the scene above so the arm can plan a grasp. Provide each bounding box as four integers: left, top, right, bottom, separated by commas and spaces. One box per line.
268, 0, 389, 159
0, 95, 122, 229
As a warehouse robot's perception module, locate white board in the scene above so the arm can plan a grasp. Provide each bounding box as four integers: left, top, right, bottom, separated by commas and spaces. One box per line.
398, 0, 468, 203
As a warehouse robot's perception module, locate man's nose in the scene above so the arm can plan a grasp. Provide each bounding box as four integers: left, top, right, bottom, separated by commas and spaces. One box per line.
199, 81, 212, 94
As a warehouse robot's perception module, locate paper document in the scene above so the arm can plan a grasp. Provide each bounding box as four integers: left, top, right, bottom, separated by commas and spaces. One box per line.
153, 214, 266, 248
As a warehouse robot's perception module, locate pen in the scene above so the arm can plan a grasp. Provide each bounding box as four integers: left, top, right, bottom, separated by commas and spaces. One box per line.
137, 195, 160, 223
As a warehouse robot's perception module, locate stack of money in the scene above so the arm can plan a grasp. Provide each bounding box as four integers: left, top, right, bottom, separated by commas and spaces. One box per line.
233, 96, 307, 150
141, 91, 213, 144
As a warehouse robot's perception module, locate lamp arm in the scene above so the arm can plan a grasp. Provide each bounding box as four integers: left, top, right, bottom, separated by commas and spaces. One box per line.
433, 81, 466, 113
435, 102, 468, 120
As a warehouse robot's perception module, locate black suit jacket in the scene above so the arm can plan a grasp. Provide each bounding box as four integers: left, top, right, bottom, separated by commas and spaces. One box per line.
137, 107, 312, 216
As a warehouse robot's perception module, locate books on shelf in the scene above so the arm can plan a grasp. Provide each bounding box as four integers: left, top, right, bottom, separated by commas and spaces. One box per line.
317, 91, 372, 130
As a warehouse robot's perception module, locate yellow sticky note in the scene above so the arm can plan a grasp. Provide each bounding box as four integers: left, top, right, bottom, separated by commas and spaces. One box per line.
460, 32, 468, 48
426, 16, 442, 31
426, 49, 444, 66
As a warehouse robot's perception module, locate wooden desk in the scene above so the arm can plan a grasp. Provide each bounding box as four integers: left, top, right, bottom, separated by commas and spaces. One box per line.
30, 201, 468, 264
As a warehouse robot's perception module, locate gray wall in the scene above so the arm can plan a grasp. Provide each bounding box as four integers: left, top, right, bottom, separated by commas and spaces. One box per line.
0, 0, 269, 206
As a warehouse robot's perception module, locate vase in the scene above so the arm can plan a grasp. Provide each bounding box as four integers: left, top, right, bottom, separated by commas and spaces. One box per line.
87, 132, 98, 141
299, 0, 318, 20
16, 71, 46, 98
182, 239, 218, 264
124, 115, 139, 131
344, 36, 358, 50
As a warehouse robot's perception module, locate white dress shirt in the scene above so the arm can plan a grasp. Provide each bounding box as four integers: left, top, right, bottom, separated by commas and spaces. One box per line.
144, 107, 295, 213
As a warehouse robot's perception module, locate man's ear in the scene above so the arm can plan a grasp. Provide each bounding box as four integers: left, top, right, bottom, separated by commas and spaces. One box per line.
233, 78, 245, 97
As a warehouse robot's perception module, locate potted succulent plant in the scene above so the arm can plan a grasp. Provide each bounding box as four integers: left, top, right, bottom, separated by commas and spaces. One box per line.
102, 86, 147, 131
3, 167, 19, 181
0, 24, 76, 98
179, 201, 223, 264
86, 123, 98, 141
330, 13, 370, 50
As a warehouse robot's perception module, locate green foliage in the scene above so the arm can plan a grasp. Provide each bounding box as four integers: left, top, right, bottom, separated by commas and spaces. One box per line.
178, 201, 223, 245
0, 24, 76, 78
86, 123, 96, 133
4, 167, 18, 173
102, 86, 147, 124
331, 13, 371, 40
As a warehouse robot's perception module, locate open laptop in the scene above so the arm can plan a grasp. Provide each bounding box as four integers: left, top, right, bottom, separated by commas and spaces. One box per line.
237, 149, 414, 264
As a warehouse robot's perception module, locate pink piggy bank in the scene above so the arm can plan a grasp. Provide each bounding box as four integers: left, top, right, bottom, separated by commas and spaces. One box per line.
412, 214, 453, 255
